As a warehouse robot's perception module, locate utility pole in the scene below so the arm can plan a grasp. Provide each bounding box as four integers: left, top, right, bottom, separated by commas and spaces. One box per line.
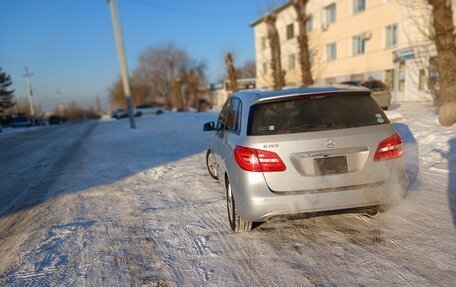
108, 0, 136, 129
23, 66, 34, 116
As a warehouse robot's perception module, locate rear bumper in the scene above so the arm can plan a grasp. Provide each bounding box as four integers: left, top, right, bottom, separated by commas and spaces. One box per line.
231, 169, 408, 222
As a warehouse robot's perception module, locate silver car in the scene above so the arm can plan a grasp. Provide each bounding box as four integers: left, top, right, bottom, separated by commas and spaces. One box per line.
204, 86, 408, 232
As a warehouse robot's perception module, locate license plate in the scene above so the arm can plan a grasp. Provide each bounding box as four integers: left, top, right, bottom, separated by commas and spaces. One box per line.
314, 156, 348, 175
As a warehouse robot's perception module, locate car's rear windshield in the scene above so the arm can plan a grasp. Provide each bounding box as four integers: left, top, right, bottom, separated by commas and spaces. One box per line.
247, 93, 389, 136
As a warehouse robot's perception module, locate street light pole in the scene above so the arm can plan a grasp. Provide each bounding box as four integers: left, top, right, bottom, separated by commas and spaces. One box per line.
108, 0, 136, 129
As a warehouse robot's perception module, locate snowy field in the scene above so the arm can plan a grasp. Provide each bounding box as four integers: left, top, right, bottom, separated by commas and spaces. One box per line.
0, 103, 455, 286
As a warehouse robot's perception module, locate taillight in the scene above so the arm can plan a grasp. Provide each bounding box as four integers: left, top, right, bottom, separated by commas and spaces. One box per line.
233, 146, 262, 172
374, 133, 403, 161
234, 145, 286, 172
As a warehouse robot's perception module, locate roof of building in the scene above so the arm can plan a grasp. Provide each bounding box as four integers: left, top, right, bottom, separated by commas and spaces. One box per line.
250, 1, 293, 27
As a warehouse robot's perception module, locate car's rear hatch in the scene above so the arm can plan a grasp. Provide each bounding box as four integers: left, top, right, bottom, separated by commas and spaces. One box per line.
245, 91, 396, 193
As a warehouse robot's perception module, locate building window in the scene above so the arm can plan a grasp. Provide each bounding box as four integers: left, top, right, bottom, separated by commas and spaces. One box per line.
261, 37, 266, 50
324, 3, 337, 25
306, 15, 313, 32
386, 24, 398, 48
326, 42, 337, 61
419, 69, 427, 91
399, 61, 405, 92
353, 0, 366, 15
262, 62, 268, 75
352, 35, 365, 56
288, 54, 296, 70
286, 23, 295, 40
384, 69, 395, 90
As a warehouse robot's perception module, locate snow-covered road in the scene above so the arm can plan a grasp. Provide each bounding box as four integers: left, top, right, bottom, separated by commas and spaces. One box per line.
0, 103, 455, 286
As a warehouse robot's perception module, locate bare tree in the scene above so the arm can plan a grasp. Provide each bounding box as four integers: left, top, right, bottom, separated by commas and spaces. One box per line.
108, 79, 124, 108
133, 43, 205, 105
133, 43, 186, 103
109, 42, 206, 109
292, 0, 313, 86
186, 70, 200, 109
225, 52, 238, 92
61, 101, 100, 120
265, 13, 286, 90
218, 58, 255, 83
171, 77, 184, 110
14, 97, 30, 115
428, 0, 456, 126
109, 78, 150, 108
237, 60, 256, 78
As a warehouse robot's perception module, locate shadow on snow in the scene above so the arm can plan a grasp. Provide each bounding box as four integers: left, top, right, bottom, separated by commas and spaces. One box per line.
0, 112, 217, 220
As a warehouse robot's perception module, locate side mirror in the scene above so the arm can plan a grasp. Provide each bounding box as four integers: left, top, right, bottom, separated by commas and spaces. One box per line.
203, 121, 215, 131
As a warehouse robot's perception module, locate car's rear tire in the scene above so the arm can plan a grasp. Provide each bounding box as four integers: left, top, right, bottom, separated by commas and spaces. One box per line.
226, 180, 252, 232
206, 149, 218, 180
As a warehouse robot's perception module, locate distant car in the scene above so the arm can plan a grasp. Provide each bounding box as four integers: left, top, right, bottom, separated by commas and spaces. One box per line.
111, 108, 142, 119
203, 86, 408, 232
135, 104, 166, 116
30, 116, 46, 126
48, 115, 66, 125
10, 117, 33, 128
111, 108, 128, 119
339, 80, 392, 110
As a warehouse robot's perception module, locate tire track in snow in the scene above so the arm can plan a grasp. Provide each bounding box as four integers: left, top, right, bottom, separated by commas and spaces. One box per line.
130, 155, 277, 286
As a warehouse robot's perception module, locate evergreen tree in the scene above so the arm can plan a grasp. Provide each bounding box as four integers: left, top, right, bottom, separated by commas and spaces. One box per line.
0, 68, 15, 111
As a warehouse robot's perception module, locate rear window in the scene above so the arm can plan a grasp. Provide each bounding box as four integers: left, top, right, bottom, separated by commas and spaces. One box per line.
247, 93, 389, 136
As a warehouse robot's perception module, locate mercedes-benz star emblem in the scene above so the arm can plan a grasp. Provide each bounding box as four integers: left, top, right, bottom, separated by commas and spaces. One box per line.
326, 138, 336, 148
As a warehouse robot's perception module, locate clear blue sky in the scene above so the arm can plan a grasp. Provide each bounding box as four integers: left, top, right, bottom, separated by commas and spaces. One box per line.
0, 0, 285, 112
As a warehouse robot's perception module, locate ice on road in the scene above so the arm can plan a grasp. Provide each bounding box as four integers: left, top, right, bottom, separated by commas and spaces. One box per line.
0, 103, 455, 286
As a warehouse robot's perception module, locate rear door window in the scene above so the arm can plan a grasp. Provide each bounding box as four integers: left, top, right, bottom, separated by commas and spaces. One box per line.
217, 99, 231, 131
224, 97, 241, 134
234, 99, 242, 133
247, 93, 389, 136
225, 98, 236, 132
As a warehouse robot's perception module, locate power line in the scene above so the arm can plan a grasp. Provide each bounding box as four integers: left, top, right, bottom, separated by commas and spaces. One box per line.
129, 0, 255, 18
